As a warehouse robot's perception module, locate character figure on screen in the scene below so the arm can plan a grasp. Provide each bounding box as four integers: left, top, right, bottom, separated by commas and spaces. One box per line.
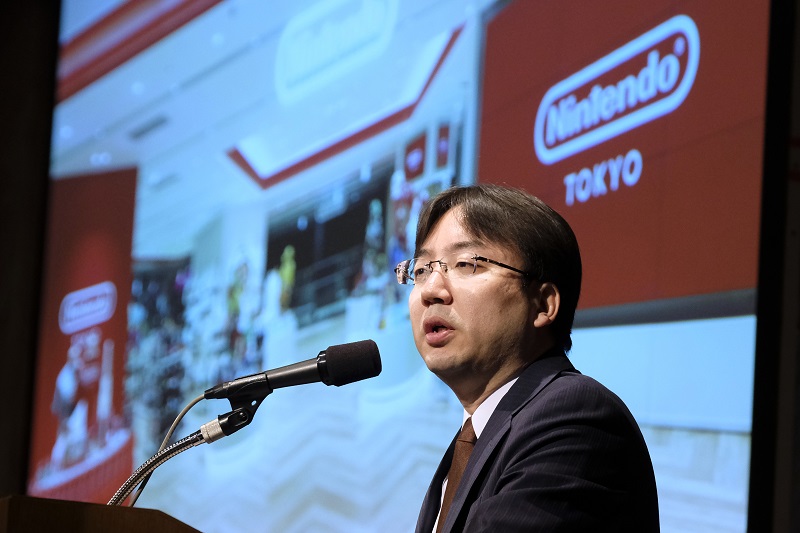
396, 184, 659, 532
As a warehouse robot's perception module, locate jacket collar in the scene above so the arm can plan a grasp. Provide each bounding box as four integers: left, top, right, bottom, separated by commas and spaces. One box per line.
436, 348, 574, 533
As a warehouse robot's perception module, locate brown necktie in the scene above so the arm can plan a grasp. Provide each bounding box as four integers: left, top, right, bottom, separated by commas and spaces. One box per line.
436, 417, 477, 533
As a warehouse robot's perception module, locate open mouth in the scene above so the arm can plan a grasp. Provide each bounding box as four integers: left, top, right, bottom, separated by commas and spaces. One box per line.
424, 317, 453, 335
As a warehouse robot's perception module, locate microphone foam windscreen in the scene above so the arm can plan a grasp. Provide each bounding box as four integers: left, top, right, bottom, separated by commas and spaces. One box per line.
325, 339, 382, 386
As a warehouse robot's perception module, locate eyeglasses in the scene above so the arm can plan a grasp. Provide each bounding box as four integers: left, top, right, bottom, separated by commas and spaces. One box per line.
394, 252, 532, 285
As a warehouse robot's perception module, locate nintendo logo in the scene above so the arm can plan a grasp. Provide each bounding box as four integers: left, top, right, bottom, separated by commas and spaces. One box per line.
534, 15, 700, 165
59, 281, 117, 334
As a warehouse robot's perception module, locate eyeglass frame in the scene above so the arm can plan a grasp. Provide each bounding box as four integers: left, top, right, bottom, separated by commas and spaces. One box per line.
394, 253, 534, 286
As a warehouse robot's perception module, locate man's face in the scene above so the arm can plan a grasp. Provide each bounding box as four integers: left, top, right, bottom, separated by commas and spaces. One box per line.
408, 208, 539, 401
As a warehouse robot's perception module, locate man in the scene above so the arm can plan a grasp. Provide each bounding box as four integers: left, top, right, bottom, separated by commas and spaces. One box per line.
395, 184, 659, 532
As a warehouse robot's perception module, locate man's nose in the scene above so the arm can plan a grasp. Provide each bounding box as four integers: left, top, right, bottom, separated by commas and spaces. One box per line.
418, 266, 452, 304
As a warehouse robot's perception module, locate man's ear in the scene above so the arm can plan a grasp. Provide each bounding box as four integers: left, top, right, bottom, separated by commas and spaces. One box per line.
532, 282, 560, 328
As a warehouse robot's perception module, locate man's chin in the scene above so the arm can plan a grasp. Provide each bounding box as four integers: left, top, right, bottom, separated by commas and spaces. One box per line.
422, 352, 465, 379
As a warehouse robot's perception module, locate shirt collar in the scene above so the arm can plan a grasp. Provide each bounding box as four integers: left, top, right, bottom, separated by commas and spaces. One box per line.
462, 377, 518, 439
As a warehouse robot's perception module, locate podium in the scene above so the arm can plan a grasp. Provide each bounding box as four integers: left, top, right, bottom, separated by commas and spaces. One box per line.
0, 495, 199, 533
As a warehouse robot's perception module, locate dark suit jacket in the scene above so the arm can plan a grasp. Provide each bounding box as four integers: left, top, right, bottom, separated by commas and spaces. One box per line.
416, 350, 660, 532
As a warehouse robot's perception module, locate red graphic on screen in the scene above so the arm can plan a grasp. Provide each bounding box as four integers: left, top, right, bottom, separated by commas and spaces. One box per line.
405, 132, 427, 180
28, 167, 137, 503
437, 125, 451, 169
479, 1, 767, 310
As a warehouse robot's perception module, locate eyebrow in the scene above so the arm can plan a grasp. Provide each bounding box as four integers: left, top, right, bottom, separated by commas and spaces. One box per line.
416, 239, 484, 259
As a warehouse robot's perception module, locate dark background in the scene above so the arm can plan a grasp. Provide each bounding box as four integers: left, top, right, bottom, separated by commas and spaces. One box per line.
0, 0, 59, 501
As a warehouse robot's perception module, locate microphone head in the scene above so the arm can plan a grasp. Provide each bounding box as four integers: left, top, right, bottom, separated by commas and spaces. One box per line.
322, 339, 382, 386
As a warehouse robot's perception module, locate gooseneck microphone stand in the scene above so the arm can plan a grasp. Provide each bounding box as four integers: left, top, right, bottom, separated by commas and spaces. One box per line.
107, 374, 274, 506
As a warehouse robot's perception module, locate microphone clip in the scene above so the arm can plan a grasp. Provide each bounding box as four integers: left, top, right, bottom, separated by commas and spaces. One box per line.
203, 371, 273, 438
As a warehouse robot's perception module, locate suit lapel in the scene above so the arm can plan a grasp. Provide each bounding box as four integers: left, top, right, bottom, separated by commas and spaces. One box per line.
439, 351, 574, 533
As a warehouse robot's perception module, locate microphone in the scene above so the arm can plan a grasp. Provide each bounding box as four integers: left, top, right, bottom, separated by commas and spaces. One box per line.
112, 341, 380, 504
204, 339, 382, 400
